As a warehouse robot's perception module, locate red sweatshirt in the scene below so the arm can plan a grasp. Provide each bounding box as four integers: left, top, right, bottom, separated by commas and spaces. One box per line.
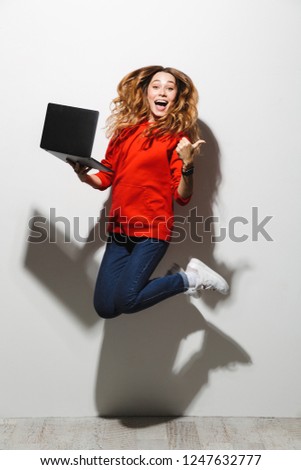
95, 122, 191, 241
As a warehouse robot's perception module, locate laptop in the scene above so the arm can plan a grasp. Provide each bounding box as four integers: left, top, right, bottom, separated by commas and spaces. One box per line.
40, 103, 113, 172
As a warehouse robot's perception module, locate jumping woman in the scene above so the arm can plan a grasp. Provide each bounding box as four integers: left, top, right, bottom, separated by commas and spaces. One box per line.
69, 65, 229, 319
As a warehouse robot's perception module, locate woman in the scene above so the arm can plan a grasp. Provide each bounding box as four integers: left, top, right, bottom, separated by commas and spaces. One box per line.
69, 65, 229, 318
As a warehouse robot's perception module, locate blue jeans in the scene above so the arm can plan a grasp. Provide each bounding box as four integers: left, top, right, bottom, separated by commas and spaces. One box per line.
93, 233, 188, 318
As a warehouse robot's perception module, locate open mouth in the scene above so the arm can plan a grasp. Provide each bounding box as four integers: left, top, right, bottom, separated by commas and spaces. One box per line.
154, 100, 168, 111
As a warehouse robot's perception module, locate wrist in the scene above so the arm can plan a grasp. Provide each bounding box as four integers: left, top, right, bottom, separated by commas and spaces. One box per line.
182, 166, 194, 177
182, 159, 194, 171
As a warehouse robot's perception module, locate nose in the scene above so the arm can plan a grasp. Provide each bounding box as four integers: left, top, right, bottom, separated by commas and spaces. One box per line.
159, 89, 167, 96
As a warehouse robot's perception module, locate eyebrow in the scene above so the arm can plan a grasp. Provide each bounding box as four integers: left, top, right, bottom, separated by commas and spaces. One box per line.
151, 79, 176, 84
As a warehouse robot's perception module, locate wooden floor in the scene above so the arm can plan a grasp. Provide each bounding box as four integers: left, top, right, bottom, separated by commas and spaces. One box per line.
0, 417, 300, 450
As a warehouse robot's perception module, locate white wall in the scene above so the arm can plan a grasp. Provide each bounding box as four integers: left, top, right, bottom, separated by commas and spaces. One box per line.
1, 0, 300, 418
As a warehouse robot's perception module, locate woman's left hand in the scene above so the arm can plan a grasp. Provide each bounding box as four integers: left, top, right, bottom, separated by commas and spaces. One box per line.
176, 137, 206, 168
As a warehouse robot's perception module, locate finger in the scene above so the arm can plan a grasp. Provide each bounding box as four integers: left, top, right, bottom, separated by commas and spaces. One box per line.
75, 162, 88, 173
177, 142, 186, 150
80, 167, 90, 175
66, 159, 75, 168
192, 139, 206, 149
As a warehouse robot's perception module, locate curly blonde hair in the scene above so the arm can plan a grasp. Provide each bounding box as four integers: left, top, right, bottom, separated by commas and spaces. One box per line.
106, 65, 200, 142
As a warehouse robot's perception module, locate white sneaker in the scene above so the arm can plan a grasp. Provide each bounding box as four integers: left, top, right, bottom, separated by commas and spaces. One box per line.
185, 258, 229, 295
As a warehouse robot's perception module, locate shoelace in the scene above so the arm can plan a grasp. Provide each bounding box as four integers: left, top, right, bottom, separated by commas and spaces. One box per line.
200, 284, 216, 290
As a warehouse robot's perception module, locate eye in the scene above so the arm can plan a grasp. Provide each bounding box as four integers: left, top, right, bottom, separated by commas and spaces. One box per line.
168, 87, 175, 91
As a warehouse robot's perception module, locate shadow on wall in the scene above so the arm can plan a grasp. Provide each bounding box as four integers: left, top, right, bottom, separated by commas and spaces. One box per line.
24, 119, 252, 420
96, 305, 251, 419
24, 207, 108, 329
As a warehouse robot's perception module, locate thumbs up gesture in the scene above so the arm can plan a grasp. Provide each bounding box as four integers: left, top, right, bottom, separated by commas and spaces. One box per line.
176, 137, 206, 168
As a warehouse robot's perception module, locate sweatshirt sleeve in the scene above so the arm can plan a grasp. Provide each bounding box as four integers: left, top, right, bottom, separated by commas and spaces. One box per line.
169, 145, 192, 206
93, 138, 117, 190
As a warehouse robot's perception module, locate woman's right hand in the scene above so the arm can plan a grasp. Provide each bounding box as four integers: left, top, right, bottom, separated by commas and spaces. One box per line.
66, 159, 103, 189
66, 159, 90, 182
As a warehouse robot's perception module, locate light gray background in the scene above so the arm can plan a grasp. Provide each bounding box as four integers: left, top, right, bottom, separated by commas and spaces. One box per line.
1, 0, 300, 417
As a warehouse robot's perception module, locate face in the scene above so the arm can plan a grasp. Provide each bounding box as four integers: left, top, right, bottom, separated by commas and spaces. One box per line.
147, 71, 177, 120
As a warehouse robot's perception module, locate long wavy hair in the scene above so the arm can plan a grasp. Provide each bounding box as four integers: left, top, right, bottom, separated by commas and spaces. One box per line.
105, 65, 201, 142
